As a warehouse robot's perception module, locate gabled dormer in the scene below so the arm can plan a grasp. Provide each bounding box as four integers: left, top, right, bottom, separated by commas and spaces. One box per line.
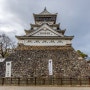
27, 24, 63, 37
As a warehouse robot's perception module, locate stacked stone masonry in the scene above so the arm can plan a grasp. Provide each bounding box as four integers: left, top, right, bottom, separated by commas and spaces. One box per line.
1, 46, 90, 78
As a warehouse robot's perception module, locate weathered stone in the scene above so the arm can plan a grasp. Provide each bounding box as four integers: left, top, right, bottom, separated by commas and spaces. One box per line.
0, 46, 90, 78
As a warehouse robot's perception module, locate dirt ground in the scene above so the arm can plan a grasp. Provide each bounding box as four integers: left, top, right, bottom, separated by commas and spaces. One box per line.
0, 86, 90, 90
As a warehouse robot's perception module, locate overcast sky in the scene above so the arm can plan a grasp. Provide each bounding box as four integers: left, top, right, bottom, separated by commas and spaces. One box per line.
0, 0, 90, 56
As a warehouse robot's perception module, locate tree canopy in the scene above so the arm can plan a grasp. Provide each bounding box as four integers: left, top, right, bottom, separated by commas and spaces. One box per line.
77, 50, 88, 59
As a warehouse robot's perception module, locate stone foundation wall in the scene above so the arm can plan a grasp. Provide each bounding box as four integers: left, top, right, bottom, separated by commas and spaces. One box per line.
0, 46, 90, 78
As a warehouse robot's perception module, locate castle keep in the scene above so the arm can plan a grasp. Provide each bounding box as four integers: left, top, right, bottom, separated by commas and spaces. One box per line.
1, 8, 90, 78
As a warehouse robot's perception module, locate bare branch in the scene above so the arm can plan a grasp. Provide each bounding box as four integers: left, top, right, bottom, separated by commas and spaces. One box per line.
0, 34, 15, 58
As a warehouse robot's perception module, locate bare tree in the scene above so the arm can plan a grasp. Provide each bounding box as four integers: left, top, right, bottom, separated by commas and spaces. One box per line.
0, 34, 15, 58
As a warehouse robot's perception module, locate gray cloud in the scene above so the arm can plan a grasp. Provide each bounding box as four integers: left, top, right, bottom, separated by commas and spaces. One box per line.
0, 0, 90, 56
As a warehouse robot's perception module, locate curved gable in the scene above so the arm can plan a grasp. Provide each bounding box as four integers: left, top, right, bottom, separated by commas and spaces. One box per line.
27, 24, 63, 37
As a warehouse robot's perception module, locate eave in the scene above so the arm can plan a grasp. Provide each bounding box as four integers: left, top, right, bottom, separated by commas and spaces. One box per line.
24, 29, 34, 34
15, 36, 74, 40
33, 13, 57, 16
56, 29, 66, 35
30, 23, 60, 27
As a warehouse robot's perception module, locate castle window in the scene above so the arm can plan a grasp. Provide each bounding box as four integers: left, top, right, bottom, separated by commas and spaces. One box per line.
42, 40, 47, 43
35, 40, 40, 43
50, 40, 55, 43
57, 40, 63, 43
27, 40, 32, 42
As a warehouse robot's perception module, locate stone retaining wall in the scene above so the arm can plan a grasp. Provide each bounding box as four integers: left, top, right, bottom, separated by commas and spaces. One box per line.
0, 46, 90, 78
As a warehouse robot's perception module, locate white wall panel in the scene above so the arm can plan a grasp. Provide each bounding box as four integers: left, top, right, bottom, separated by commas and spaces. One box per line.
19, 40, 71, 46
48, 59, 53, 75
5, 62, 12, 77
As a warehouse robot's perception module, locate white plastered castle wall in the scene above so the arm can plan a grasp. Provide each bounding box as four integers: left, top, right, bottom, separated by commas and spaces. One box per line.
18, 39, 71, 46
